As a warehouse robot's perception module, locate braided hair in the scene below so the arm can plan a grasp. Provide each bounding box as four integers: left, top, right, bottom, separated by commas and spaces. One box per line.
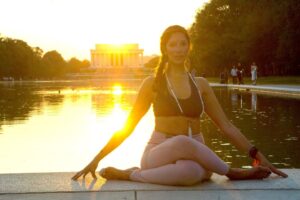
152, 25, 190, 92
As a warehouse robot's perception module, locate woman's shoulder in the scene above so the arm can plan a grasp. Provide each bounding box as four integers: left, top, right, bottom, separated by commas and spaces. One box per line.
143, 75, 155, 82
194, 76, 211, 93
194, 76, 210, 86
139, 75, 155, 92
142, 75, 155, 86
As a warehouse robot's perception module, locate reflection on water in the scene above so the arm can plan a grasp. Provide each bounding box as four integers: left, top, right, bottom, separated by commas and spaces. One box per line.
0, 80, 153, 173
251, 92, 257, 112
0, 81, 299, 173
203, 87, 300, 168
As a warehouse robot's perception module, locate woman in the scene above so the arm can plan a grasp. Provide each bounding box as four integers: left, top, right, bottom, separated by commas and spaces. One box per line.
251, 62, 258, 85
72, 25, 287, 186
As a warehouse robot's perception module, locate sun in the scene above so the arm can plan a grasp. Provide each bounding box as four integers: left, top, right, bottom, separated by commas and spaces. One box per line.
112, 85, 123, 96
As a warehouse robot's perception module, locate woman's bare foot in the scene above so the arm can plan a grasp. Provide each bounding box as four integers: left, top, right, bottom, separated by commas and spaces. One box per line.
226, 166, 271, 180
99, 167, 139, 180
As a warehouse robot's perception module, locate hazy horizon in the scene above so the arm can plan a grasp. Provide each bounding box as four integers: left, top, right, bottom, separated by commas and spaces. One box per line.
0, 0, 210, 60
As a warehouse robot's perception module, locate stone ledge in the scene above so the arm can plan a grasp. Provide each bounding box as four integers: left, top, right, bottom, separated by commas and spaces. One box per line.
211, 83, 300, 98
0, 169, 299, 200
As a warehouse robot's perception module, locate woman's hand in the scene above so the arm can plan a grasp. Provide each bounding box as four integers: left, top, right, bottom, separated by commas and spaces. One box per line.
255, 152, 288, 178
72, 159, 99, 180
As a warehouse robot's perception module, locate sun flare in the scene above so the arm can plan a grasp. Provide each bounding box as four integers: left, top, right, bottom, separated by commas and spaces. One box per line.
112, 85, 123, 96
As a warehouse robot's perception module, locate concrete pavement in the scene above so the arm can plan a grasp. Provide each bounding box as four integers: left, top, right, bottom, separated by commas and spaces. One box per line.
0, 169, 299, 200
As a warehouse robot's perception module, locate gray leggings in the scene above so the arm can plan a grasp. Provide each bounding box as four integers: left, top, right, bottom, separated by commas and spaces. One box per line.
130, 131, 229, 186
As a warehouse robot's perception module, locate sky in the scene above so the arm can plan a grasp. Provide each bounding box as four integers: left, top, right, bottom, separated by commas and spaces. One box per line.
0, 0, 210, 60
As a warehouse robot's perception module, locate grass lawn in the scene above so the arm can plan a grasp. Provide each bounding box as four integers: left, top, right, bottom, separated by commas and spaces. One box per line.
206, 76, 300, 85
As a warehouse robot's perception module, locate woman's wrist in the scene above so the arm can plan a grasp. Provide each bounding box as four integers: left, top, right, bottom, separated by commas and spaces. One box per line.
94, 150, 104, 163
93, 157, 100, 164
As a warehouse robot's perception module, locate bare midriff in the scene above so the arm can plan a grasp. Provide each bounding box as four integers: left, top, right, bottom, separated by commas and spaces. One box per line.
155, 116, 201, 136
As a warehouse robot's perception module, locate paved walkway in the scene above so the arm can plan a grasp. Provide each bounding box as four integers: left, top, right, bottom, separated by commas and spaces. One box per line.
211, 83, 300, 98
0, 169, 299, 200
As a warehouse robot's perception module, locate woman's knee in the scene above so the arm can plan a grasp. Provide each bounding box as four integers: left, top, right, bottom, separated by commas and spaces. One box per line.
175, 160, 206, 186
171, 135, 196, 151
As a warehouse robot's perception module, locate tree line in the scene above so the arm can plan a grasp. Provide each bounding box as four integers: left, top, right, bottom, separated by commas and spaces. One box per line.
2, 0, 300, 79
0, 36, 90, 80
189, 0, 300, 76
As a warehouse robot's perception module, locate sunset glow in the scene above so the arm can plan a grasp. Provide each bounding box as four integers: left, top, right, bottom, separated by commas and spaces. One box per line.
0, 0, 210, 60
112, 85, 123, 96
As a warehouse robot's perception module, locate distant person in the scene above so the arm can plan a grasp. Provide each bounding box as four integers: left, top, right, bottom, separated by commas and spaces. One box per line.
72, 25, 287, 186
240, 68, 244, 84
224, 69, 229, 84
231, 66, 238, 84
220, 69, 228, 84
251, 62, 258, 85
237, 63, 244, 85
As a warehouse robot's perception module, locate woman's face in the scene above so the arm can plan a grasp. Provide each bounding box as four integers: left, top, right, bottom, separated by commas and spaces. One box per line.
165, 32, 189, 65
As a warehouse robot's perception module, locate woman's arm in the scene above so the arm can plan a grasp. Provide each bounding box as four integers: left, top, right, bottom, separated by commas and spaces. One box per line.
197, 77, 287, 178
72, 76, 154, 180
92, 76, 154, 162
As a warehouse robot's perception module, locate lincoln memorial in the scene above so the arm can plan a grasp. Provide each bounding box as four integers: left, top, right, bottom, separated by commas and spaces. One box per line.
90, 44, 144, 69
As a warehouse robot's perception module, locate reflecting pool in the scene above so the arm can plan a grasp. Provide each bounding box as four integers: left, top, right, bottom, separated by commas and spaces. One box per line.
0, 80, 299, 174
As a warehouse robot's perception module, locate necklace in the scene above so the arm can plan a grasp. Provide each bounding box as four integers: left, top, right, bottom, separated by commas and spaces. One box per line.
165, 72, 193, 138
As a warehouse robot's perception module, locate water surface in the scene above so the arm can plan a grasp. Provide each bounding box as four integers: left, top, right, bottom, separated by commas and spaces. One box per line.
0, 81, 299, 173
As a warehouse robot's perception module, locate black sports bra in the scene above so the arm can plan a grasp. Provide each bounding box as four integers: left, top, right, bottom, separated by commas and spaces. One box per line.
153, 74, 204, 118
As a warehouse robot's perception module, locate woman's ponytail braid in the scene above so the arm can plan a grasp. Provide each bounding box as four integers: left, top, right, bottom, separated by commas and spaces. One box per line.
153, 54, 168, 92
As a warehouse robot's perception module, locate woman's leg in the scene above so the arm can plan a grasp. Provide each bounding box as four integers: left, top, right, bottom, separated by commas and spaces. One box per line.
142, 135, 229, 175
101, 135, 221, 185
101, 160, 211, 186
139, 135, 271, 181
100, 135, 271, 184
130, 160, 211, 186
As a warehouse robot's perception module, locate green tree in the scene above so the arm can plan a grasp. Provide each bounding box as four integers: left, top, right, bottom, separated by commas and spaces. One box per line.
41, 50, 67, 78
0, 37, 41, 79
66, 57, 90, 73
190, 0, 300, 76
